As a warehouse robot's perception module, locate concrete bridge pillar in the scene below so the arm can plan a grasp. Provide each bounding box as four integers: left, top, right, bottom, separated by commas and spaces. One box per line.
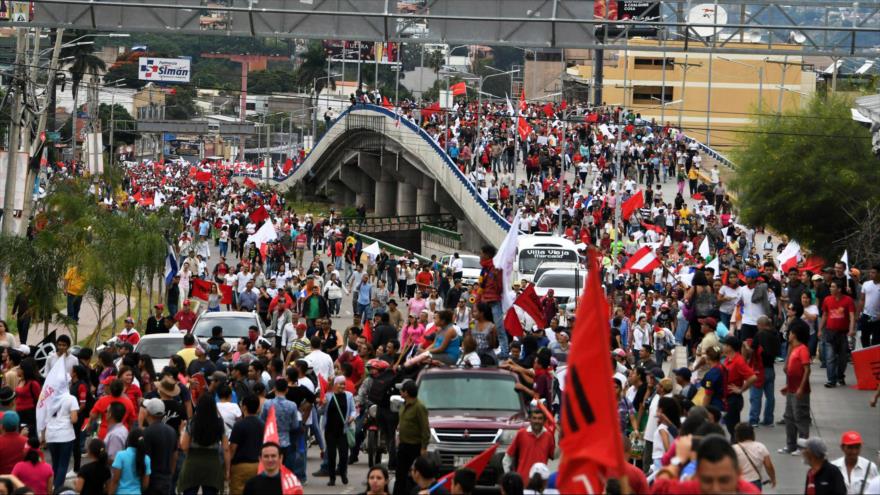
374, 179, 397, 216
396, 182, 417, 217
416, 185, 439, 215
355, 174, 375, 211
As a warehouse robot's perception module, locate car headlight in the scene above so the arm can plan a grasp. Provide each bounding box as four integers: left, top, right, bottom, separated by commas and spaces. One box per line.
498, 429, 517, 445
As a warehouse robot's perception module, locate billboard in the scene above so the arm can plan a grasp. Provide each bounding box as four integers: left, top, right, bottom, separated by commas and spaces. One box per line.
595, 0, 661, 38
138, 57, 192, 83
0, 1, 34, 22
323, 41, 399, 64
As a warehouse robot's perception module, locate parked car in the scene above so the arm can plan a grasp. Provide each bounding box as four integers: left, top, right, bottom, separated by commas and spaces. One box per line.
410, 367, 528, 487
534, 268, 586, 306
191, 311, 266, 347
531, 261, 582, 287
134, 334, 192, 371
439, 254, 482, 286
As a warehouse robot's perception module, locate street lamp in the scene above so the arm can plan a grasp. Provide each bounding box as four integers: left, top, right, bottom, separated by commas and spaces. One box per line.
718, 57, 764, 113
311, 73, 342, 140
478, 69, 519, 137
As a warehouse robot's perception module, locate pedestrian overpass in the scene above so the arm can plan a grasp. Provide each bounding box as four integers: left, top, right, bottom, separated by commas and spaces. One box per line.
278, 104, 511, 250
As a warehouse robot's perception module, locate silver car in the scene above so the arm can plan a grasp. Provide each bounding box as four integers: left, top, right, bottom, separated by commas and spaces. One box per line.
192, 311, 266, 347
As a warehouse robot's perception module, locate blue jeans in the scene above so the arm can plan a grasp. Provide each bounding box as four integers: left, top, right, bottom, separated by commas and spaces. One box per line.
219, 240, 228, 257
48, 441, 74, 492
748, 366, 775, 425
357, 302, 372, 320
823, 331, 849, 383
66, 293, 83, 322
488, 301, 509, 359
719, 311, 732, 329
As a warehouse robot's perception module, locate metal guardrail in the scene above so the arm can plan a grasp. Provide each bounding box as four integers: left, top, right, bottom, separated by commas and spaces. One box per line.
337, 214, 458, 234
351, 232, 432, 265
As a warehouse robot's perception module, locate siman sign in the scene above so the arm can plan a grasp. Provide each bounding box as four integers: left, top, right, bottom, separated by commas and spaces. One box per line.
138, 57, 191, 83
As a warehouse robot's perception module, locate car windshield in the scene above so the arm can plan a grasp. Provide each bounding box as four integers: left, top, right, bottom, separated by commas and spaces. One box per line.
537, 273, 585, 290
518, 248, 578, 273
460, 257, 481, 269
419, 375, 522, 411
136, 338, 185, 358
192, 316, 255, 339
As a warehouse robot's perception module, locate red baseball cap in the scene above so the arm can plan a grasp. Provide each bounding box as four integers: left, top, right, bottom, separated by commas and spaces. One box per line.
841, 431, 862, 446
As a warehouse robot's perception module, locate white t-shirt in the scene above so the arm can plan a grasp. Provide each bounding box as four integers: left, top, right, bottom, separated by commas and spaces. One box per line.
304, 350, 335, 382
719, 285, 739, 315
735, 441, 770, 483
217, 401, 242, 438
44, 393, 80, 443
450, 258, 463, 274
737, 285, 765, 325
861, 280, 880, 319
652, 423, 672, 462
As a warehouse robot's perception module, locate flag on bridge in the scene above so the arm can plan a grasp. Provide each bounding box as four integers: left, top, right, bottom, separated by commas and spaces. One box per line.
164, 244, 178, 285
557, 250, 624, 494
382, 96, 394, 110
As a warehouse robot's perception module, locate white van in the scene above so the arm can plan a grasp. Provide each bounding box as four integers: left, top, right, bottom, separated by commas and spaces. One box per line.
514, 233, 581, 283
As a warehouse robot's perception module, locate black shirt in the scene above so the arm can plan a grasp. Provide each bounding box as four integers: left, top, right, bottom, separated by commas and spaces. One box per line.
143, 421, 177, 475
285, 383, 315, 409
145, 315, 164, 335
753, 329, 780, 368
77, 460, 111, 495
244, 472, 283, 495
230, 415, 265, 464
371, 324, 398, 350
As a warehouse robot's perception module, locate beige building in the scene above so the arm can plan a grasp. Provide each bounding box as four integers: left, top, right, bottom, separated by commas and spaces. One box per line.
526, 41, 817, 150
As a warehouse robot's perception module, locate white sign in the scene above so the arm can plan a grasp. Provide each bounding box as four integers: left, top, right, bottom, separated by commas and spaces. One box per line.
138, 57, 191, 83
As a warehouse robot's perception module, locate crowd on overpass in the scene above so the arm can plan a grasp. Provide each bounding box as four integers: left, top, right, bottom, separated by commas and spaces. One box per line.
1, 94, 879, 495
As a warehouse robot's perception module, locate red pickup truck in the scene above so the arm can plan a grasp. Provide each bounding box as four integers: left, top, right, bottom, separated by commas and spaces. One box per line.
416, 367, 528, 486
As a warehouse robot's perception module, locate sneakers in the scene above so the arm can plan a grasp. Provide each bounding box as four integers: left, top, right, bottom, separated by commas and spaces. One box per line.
313, 470, 330, 478
778, 447, 801, 456
838, 379, 846, 386
824, 382, 837, 388
749, 423, 760, 428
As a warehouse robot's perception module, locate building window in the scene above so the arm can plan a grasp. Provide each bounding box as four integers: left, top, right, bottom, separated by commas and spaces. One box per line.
634, 57, 674, 69
632, 86, 674, 104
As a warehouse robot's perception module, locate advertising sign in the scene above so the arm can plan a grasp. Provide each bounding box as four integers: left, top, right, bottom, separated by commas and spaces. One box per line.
138, 57, 192, 83
0, 1, 34, 22
595, 0, 661, 38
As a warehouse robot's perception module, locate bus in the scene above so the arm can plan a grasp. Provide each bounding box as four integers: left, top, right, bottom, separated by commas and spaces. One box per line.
514, 233, 581, 283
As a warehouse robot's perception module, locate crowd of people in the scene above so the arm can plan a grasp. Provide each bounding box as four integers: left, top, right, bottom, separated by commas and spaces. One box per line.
0, 92, 877, 495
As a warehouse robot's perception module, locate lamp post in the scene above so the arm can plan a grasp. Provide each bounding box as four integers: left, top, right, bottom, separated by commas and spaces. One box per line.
718, 57, 764, 113
311, 73, 342, 140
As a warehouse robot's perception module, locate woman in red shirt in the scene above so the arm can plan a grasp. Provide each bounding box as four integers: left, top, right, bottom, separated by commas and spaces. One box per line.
15, 358, 42, 437
118, 366, 143, 409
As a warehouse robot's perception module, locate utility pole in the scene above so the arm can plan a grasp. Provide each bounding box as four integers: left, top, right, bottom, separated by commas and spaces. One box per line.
671, 56, 702, 130
2, 28, 27, 235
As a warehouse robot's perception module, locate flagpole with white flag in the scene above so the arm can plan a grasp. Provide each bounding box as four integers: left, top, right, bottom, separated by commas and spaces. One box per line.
841, 250, 850, 279
247, 219, 278, 249
493, 211, 522, 313
164, 244, 178, 285
698, 235, 711, 260
36, 357, 71, 436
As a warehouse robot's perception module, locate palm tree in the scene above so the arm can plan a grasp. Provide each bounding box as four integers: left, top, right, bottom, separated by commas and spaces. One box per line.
294, 40, 335, 94
60, 31, 107, 102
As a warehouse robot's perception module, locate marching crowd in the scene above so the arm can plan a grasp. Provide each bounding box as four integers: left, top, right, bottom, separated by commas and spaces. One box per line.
0, 94, 877, 495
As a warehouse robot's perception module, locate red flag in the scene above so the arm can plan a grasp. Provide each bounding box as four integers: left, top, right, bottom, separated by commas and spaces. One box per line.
620, 190, 644, 220
362, 320, 373, 343
640, 221, 664, 234
422, 102, 441, 120
586, 112, 599, 123
557, 251, 624, 494
283, 159, 294, 174
542, 102, 555, 117
503, 285, 547, 338
260, 406, 304, 494
243, 177, 258, 189
560, 100, 568, 110
450, 81, 467, 96
381, 96, 393, 109
519, 88, 527, 112
194, 171, 212, 183
219, 284, 234, 305
250, 205, 269, 224
623, 246, 661, 273
317, 375, 329, 403
517, 117, 532, 140
132, 191, 142, 203
191, 278, 212, 301
432, 445, 498, 492
801, 255, 826, 274
185, 193, 195, 207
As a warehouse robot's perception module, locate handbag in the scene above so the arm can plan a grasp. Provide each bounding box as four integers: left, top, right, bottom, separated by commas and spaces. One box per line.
735, 443, 766, 484
332, 393, 356, 448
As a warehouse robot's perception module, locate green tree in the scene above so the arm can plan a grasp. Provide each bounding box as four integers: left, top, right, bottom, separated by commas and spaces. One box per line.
293, 41, 333, 94
165, 86, 199, 120
61, 30, 107, 101
98, 103, 137, 146
731, 94, 880, 262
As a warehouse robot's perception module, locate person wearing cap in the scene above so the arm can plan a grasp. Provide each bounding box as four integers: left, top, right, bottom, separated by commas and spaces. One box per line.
832, 431, 880, 494
737, 268, 771, 343
800, 437, 848, 495
175, 299, 197, 333
145, 304, 165, 335
117, 317, 141, 346
720, 334, 756, 437
142, 398, 177, 495
819, 279, 856, 388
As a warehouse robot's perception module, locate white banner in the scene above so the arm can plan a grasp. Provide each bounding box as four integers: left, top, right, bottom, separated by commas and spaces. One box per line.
138, 57, 192, 83
36, 357, 70, 436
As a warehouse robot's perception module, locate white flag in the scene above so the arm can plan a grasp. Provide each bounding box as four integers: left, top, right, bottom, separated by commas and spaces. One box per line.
706, 256, 720, 278
247, 219, 277, 248
777, 240, 802, 270
494, 211, 522, 312
698, 235, 711, 259
505, 94, 515, 117
841, 250, 850, 280
36, 356, 70, 436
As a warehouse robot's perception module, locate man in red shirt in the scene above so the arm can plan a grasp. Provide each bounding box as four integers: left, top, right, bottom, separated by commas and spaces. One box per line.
89, 379, 137, 440
781, 320, 812, 455
820, 281, 856, 388
477, 244, 509, 359
415, 265, 433, 295
721, 335, 756, 437
503, 409, 555, 481
175, 299, 197, 333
